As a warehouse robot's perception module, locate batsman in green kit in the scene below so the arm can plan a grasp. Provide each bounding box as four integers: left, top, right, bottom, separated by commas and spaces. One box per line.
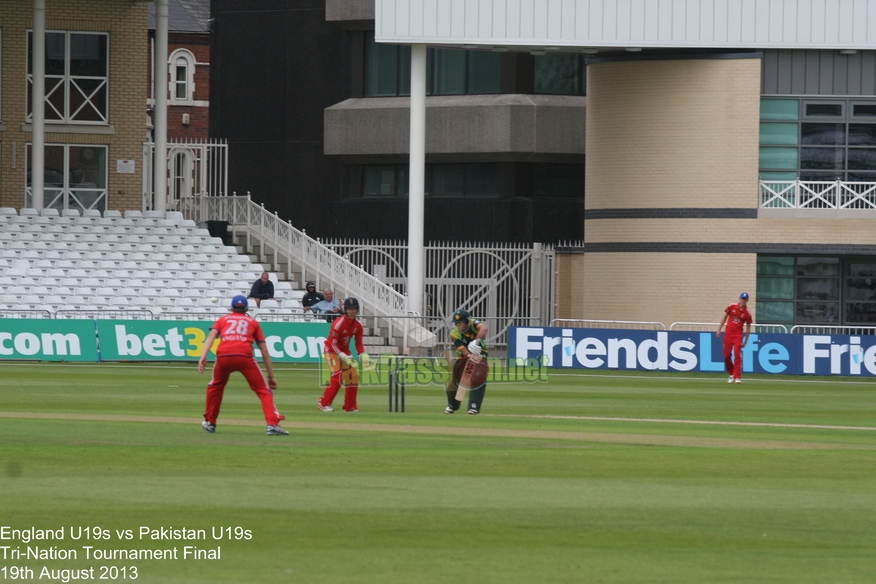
444, 309, 488, 415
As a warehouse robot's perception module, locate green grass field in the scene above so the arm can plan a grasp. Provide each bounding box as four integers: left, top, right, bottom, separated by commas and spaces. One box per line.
1, 363, 875, 583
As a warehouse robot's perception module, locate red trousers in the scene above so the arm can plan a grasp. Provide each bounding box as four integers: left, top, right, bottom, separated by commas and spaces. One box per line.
723, 333, 744, 379
204, 355, 280, 426
319, 353, 359, 411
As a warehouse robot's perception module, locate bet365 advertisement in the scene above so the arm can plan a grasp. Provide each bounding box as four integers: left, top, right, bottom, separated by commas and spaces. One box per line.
0, 319, 329, 363
509, 327, 876, 377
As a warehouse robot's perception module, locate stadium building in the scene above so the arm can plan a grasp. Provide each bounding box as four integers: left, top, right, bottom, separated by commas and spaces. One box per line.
211, 1, 876, 327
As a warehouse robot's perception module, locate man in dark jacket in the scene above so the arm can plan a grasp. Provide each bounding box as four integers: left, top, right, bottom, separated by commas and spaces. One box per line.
248, 272, 274, 307
301, 281, 325, 313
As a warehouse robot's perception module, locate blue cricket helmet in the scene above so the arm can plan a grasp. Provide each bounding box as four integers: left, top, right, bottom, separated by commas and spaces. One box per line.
343, 297, 359, 310
739, 292, 749, 300
231, 295, 248, 310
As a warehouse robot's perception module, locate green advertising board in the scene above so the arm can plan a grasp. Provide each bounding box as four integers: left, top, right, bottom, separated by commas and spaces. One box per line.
97, 320, 330, 362
0, 319, 99, 362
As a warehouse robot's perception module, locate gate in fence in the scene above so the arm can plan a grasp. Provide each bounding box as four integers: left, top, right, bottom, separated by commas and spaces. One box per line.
142, 139, 228, 212
321, 239, 555, 340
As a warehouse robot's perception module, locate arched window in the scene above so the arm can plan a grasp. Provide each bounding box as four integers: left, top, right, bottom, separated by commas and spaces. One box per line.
168, 49, 195, 102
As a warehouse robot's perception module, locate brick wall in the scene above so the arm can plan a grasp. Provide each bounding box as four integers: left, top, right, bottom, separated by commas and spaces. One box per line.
1, 0, 148, 212
578, 56, 762, 323
580, 252, 757, 326
147, 32, 210, 140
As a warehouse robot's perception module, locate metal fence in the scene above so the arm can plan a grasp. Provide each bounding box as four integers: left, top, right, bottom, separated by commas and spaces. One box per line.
143, 138, 229, 212
323, 239, 555, 342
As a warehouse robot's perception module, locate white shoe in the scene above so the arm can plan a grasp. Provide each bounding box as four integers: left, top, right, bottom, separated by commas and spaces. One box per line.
317, 399, 334, 412
467, 408, 479, 415
735, 378, 742, 384
445, 406, 455, 414
728, 376, 734, 383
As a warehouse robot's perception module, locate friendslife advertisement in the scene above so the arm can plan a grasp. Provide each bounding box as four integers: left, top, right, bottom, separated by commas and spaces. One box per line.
509, 326, 876, 377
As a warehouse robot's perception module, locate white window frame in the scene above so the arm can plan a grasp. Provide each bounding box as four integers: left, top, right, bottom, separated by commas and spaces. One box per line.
25, 143, 108, 212
169, 48, 196, 103
26, 30, 110, 125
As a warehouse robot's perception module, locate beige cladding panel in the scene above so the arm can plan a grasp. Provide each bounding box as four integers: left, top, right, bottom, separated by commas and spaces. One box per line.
579, 252, 756, 325
585, 58, 761, 210
1, 1, 148, 211
586, 217, 876, 246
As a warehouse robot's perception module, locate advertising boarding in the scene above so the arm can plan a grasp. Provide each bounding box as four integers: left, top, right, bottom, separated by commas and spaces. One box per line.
509, 327, 876, 377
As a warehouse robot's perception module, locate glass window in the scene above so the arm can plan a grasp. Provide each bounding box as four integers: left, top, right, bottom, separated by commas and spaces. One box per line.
365, 31, 405, 97
175, 58, 188, 99
757, 301, 795, 323
848, 149, 876, 171
363, 166, 397, 196
533, 164, 585, 196
805, 103, 843, 117
364, 34, 500, 97
797, 258, 840, 277
801, 123, 845, 145
468, 51, 501, 94
759, 147, 798, 169
431, 164, 465, 195
466, 164, 500, 195
757, 278, 794, 300
800, 148, 845, 170
758, 256, 876, 326
848, 124, 876, 146
25, 143, 107, 212
757, 256, 795, 276
853, 104, 876, 117
760, 99, 799, 121
432, 49, 466, 95
534, 54, 584, 95
760, 123, 798, 145
28, 31, 108, 124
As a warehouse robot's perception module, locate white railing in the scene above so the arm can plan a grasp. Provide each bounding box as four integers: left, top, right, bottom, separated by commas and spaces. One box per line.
549, 319, 666, 330
760, 180, 876, 209
670, 322, 789, 333
178, 194, 407, 318
143, 139, 229, 212
790, 325, 876, 335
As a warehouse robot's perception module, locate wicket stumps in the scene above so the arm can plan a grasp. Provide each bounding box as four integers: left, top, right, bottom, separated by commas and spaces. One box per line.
388, 368, 405, 413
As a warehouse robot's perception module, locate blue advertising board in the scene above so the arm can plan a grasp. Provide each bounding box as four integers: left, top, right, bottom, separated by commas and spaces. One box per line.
509, 327, 876, 377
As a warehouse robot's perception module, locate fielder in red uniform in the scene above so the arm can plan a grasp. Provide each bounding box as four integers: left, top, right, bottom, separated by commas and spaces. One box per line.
317, 297, 371, 412
198, 295, 289, 435
716, 292, 753, 384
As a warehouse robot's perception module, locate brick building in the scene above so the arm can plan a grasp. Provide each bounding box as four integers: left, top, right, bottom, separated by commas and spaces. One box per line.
147, 0, 210, 140
0, 0, 149, 213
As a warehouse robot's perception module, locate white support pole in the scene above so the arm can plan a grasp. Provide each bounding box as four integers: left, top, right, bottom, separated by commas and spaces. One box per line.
407, 44, 427, 315
31, 0, 46, 211
153, 0, 169, 214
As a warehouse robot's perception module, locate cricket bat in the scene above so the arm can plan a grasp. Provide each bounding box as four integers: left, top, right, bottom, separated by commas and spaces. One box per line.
455, 353, 484, 402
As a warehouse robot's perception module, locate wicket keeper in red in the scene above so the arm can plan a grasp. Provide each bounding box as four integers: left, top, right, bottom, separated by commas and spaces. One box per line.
318, 297, 371, 412
198, 295, 289, 435
716, 292, 753, 384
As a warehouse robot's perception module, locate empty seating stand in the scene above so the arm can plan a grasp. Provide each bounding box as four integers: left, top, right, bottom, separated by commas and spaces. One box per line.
0, 208, 307, 321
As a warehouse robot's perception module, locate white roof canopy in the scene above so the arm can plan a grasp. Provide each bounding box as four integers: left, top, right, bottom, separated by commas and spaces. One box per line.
376, 0, 876, 50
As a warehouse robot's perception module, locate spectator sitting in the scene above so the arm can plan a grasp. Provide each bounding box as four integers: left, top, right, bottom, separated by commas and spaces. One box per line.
311, 288, 342, 321
248, 272, 274, 308
301, 281, 325, 313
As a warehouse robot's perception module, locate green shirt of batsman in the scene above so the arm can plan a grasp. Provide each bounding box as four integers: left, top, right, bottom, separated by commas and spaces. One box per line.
444, 309, 488, 415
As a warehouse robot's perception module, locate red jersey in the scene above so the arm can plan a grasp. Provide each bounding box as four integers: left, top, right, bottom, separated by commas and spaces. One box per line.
724, 303, 752, 335
324, 315, 364, 358
211, 312, 265, 358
